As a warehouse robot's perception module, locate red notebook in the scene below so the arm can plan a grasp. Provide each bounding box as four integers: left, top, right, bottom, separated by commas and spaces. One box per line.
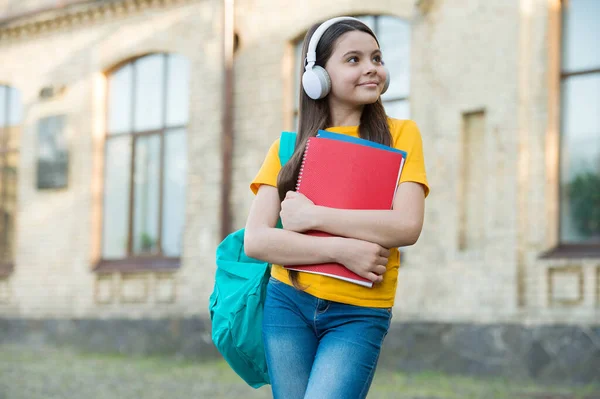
284, 137, 406, 287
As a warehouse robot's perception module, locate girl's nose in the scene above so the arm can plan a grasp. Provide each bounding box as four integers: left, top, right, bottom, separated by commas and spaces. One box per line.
364, 65, 377, 75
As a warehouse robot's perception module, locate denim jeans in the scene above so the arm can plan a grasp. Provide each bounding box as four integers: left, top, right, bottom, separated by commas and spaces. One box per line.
262, 277, 392, 399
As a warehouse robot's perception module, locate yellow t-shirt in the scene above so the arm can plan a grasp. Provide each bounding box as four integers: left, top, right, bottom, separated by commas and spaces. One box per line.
250, 118, 429, 308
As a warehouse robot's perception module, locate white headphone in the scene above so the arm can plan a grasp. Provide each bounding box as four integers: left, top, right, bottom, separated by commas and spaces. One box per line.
302, 16, 391, 100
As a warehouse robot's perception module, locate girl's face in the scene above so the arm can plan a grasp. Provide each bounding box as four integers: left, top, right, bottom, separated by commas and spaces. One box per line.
324, 30, 387, 109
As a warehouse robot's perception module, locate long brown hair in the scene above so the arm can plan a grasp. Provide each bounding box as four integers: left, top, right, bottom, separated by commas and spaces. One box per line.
279, 19, 392, 288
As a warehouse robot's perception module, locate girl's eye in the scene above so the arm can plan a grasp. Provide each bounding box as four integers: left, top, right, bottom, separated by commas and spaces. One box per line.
373, 55, 382, 63
347, 56, 358, 63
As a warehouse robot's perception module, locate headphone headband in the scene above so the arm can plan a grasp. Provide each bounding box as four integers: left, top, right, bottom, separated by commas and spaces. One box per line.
305, 16, 363, 69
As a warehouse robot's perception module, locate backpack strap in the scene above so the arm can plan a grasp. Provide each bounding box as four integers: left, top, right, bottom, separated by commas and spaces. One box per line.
279, 131, 297, 166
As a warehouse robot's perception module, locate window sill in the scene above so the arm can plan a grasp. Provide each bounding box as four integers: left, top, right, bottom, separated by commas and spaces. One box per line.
0, 263, 14, 278
539, 244, 600, 259
93, 257, 180, 273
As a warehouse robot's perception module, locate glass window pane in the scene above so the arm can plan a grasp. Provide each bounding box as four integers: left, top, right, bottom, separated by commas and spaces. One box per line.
102, 136, 132, 259
132, 134, 160, 255
0, 86, 6, 127
384, 99, 410, 120
162, 128, 187, 256
379, 16, 410, 101
8, 87, 21, 126
107, 64, 133, 135
560, 74, 600, 243
562, 0, 600, 72
2, 151, 18, 263
134, 54, 165, 132
166, 55, 190, 127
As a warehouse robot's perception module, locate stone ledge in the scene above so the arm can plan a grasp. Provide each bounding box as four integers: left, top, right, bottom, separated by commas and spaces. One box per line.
0, 317, 220, 358
0, 0, 194, 43
379, 322, 600, 385
0, 318, 598, 384
539, 244, 600, 259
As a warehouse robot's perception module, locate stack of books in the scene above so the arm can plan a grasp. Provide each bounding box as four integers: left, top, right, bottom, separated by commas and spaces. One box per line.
283, 130, 407, 287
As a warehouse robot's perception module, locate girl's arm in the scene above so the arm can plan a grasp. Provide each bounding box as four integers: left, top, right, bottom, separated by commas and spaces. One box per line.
244, 185, 339, 265
280, 182, 425, 249
244, 185, 390, 283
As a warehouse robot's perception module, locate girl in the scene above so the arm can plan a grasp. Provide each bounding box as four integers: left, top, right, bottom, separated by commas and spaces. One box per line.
244, 16, 429, 399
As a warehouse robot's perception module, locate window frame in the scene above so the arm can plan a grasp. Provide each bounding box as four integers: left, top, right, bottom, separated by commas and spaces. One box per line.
542, 0, 600, 259
95, 54, 187, 272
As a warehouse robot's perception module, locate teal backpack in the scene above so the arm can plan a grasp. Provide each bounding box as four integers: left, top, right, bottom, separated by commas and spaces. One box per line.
209, 131, 296, 389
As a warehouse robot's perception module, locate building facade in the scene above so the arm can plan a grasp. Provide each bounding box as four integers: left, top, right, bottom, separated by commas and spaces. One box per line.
0, 0, 598, 381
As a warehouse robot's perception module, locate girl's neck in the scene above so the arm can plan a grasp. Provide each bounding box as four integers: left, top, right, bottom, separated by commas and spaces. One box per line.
328, 102, 363, 127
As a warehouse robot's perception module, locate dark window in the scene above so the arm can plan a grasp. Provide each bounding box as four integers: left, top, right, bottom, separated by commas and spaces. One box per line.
37, 115, 68, 190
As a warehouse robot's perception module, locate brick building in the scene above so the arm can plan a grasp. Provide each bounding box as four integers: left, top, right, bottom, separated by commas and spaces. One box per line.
0, 0, 598, 381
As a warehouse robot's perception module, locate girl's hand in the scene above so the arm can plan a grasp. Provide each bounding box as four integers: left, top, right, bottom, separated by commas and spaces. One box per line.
333, 238, 390, 284
280, 191, 317, 233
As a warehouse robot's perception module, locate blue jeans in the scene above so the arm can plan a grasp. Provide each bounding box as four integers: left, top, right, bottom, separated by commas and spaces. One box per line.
262, 277, 392, 399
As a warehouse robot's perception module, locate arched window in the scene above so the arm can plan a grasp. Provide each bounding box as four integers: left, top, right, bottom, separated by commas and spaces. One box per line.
559, 0, 600, 245
102, 54, 189, 262
0, 85, 21, 270
293, 15, 411, 127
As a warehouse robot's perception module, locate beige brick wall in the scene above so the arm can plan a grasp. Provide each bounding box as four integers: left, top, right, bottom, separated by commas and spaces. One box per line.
396, 0, 523, 323
0, 0, 598, 325
0, 0, 223, 318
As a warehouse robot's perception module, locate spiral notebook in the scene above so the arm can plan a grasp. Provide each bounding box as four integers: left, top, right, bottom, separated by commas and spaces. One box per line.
283, 135, 407, 287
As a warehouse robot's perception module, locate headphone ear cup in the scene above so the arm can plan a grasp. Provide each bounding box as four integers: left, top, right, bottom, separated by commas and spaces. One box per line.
302, 65, 331, 100
381, 65, 391, 95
